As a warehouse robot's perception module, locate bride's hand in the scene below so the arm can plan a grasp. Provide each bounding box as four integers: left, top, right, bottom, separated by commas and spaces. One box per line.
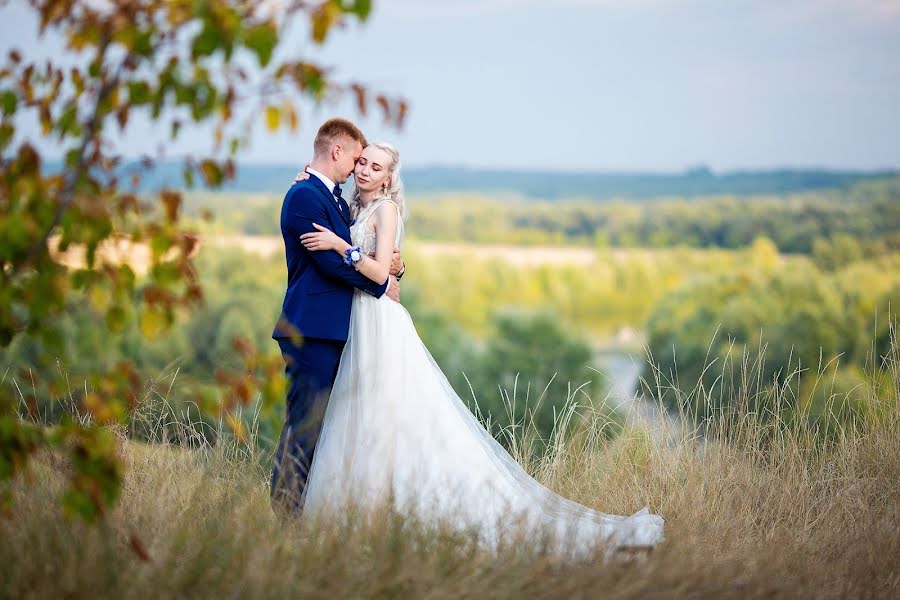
300, 223, 342, 251
291, 164, 311, 185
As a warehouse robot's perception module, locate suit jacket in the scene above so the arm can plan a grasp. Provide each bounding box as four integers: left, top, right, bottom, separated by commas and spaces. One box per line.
272, 173, 388, 341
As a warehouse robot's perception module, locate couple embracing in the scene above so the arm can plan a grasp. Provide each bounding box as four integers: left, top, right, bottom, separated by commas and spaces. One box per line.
270, 118, 664, 557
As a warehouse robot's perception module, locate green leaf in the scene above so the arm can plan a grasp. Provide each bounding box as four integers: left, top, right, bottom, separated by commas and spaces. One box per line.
64, 148, 80, 167
127, 81, 151, 105
351, 0, 373, 20
182, 163, 195, 188
0, 417, 45, 480
244, 23, 278, 67
174, 82, 195, 105
62, 488, 97, 521
132, 28, 154, 57
105, 305, 128, 333
57, 104, 78, 136
0, 89, 16, 116
191, 24, 219, 59
0, 123, 12, 150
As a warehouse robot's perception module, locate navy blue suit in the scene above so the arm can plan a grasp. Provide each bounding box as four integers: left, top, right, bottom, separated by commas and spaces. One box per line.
270, 173, 388, 513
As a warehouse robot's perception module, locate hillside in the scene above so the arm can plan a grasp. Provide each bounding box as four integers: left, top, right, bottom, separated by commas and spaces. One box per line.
44, 160, 900, 200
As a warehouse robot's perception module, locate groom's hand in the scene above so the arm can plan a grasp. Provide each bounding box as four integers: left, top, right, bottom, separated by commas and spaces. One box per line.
386, 276, 400, 303
389, 248, 404, 277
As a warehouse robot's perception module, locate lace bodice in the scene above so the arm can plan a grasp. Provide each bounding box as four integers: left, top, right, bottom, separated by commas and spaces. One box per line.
350, 199, 403, 255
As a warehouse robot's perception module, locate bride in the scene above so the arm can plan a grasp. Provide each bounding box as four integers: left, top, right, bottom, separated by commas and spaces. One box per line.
296, 142, 664, 557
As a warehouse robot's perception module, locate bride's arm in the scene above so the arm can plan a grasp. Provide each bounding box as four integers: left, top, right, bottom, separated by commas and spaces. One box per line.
354, 203, 398, 284
299, 203, 398, 285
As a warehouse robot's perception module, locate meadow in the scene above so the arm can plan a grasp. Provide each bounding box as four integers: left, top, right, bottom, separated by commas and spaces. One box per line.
2, 339, 898, 598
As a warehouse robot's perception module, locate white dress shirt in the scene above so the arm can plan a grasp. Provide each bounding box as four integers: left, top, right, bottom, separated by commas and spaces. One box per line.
305, 167, 340, 203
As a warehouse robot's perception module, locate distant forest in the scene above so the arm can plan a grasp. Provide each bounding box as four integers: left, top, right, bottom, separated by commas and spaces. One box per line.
180, 177, 900, 257
46, 160, 900, 200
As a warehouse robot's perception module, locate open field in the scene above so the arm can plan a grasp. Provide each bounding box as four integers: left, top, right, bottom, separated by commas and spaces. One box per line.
3, 382, 898, 599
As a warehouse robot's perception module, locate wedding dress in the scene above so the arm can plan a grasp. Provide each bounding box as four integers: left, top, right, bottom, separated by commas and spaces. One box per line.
300, 198, 664, 557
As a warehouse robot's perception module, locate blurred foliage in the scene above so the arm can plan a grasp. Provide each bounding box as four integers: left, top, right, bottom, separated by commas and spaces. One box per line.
644, 249, 900, 432
4, 246, 623, 453
402, 288, 618, 447
405, 179, 900, 253
2, 1, 898, 522
0, 0, 403, 521
403, 245, 749, 337
179, 178, 900, 257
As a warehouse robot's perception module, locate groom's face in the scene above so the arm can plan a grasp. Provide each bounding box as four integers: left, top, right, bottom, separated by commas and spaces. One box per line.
334, 140, 364, 184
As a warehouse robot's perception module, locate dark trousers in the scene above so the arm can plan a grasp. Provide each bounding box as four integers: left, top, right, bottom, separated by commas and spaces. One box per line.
270, 337, 345, 515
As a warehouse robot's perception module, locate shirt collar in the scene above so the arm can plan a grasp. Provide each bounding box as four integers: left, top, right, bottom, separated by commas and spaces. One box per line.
305, 167, 337, 197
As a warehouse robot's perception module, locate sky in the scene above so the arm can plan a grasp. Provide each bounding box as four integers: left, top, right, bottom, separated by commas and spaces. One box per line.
2, 0, 900, 171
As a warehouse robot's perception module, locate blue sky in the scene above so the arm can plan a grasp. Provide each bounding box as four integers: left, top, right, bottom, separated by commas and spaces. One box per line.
2, 0, 899, 171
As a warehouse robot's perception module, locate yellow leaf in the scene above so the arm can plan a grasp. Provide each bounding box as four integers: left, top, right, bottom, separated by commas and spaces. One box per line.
265, 105, 280, 132
139, 307, 166, 340
88, 284, 110, 312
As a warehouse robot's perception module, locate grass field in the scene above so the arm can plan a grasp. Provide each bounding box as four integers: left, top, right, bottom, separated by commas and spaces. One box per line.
3, 346, 899, 599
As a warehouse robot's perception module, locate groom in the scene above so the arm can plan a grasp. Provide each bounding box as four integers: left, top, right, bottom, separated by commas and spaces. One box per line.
270, 118, 403, 515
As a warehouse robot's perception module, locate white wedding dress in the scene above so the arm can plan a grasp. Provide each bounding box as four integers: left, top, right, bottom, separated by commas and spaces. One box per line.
300, 199, 664, 557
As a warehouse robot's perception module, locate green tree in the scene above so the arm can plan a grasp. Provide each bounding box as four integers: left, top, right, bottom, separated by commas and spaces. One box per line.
643, 260, 890, 430
463, 311, 614, 448
1, 0, 404, 520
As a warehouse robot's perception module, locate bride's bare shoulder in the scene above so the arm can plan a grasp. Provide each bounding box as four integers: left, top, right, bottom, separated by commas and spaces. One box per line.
372, 200, 400, 227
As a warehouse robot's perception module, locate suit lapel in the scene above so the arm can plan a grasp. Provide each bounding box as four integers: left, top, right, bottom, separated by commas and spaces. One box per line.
338, 197, 352, 223
336, 196, 352, 227
307, 171, 352, 227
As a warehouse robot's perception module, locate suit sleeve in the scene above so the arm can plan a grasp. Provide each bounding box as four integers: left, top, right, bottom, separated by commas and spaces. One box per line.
285, 188, 389, 298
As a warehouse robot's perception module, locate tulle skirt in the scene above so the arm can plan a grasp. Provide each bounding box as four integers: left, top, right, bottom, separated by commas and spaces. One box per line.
300, 291, 664, 557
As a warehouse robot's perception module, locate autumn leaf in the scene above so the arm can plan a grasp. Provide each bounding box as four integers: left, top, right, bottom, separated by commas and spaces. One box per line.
310, 2, 340, 44
265, 105, 280, 131
160, 190, 181, 223
284, 102, 298, 131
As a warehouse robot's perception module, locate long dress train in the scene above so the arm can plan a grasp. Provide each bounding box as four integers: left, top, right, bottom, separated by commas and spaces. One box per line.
300, 199, 664, 557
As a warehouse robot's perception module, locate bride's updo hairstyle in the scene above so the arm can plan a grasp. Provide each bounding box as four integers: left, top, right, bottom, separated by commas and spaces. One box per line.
350, 142, 408, 222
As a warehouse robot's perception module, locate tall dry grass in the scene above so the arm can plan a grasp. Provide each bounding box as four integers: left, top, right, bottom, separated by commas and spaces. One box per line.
2, 337, 899, 599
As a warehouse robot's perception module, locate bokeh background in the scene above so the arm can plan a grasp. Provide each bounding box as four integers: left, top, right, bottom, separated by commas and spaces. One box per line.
3, 0, 899, 447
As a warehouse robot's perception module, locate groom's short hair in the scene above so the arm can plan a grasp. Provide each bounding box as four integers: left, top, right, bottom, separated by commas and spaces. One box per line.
314, 118, 367, 156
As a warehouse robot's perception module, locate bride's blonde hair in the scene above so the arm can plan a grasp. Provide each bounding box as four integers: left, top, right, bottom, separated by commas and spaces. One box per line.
349, 142, 408, 222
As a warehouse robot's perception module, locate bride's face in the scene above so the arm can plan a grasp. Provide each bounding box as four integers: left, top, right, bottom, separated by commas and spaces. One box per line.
353, 146, 392, 194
